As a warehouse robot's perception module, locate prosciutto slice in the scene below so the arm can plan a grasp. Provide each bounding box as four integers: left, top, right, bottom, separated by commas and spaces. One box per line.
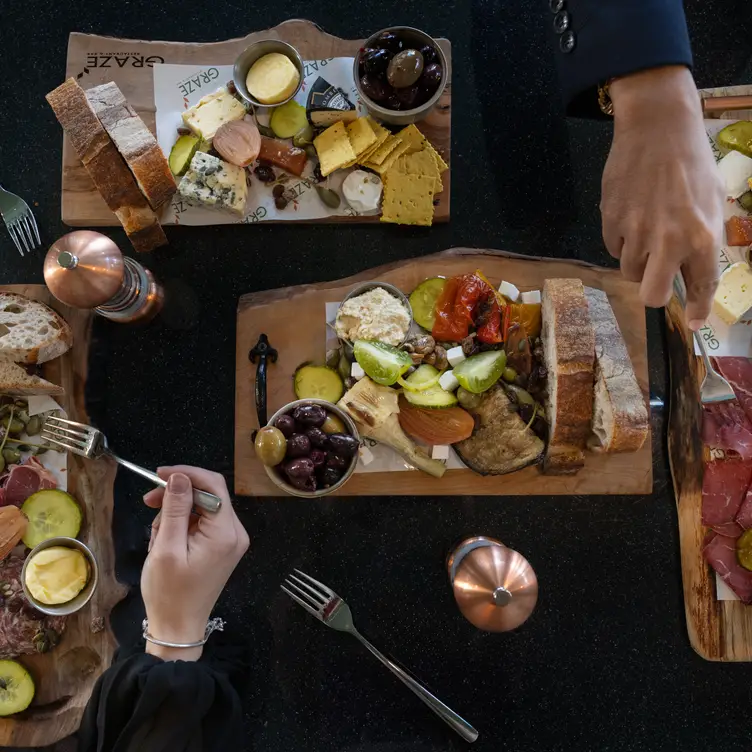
712, 357, 752, 421
701, 458, 752, 536
0, 457, 57, 508
703, 532, 752, 604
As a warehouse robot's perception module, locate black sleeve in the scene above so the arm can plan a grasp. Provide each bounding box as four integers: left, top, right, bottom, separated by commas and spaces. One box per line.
548, 0, 693, 117
77, 637, 249, 752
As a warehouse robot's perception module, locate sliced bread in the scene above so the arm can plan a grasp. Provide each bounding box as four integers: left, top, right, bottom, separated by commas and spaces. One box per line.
584, 287, 648, 452
0, 293, 73, 365
0, 360, 63, 396
86, 82, 176, 211
541, 279, 595, 474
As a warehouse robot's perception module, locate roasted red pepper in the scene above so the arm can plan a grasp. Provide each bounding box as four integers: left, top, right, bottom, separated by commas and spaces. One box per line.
432, 273, 505, 342
476, 293, 502, 344
432, 276, 468, 341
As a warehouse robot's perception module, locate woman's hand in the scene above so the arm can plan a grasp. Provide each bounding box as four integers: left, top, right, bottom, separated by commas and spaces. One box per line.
141, 466, 250, 661
602, 66, 724, 330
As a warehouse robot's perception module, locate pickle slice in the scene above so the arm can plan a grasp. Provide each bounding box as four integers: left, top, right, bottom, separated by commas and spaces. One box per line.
353, 340, 412, 386
736, 528, 752, 572
453, 351, 507, 394
21, 490, 82, 549
0, 660, 35, 716
409, 277, 446, 331
718, 121, 752, 159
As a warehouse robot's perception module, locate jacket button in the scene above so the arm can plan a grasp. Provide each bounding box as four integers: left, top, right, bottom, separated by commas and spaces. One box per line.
549, 0, 565, 11
553, 11, 570, 33
559, 30, 576, 53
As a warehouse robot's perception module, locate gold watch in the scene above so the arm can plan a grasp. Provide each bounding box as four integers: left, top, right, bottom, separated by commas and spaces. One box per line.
598, 78, 617, 116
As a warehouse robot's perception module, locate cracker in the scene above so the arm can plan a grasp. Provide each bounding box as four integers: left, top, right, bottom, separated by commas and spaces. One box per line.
365, 135, 401, 165
346, 117, 377, 156
395, 149, 443, 192
314, 121, 357, 176
380, 172, 437, 226
426, 142, 449, 173
365, 139, 411, 176
397, 124, 429, 154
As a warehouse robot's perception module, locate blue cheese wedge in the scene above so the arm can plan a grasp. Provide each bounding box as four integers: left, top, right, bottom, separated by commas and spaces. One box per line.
713, 261, 752, 325
177, 152, 247, 216
181, 87, 246, 141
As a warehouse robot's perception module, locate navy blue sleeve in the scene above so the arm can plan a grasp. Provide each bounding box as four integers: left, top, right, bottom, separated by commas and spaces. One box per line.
548, 0, 693, 117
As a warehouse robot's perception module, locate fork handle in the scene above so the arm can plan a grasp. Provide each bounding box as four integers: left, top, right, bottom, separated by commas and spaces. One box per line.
351, 630, 478, 743
110, 455, 222, 513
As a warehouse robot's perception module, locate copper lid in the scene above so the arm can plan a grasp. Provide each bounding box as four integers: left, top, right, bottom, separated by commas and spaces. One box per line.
447, 536, 538, 632
44, 231, 124, 309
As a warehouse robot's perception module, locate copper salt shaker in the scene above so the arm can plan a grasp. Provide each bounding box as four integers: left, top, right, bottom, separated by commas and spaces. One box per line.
44, 231, 163, 323
447, 536, 538, 632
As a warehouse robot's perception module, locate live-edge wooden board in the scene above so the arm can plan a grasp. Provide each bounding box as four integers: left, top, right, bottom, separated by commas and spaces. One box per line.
61, 20, 451, 226
0, 286, 127, 747
235, 248, 652, 497
666, 297, 752, 661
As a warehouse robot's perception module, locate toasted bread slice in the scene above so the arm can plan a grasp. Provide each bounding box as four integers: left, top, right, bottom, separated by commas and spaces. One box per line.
0, 359, 63, 396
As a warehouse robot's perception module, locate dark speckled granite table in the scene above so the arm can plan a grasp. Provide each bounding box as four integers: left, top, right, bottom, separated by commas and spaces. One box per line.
2, 1, 752, 750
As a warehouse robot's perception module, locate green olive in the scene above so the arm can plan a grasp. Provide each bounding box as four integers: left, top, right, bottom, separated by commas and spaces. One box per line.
457, 387, 482, 410
293, 124, 315, 147
502, 367, 518, 383
321, 413, 346, 435
25, 416, 41, 436
254, 427, 287, 467
2, 417, 25, 434
2, 447, 21, 465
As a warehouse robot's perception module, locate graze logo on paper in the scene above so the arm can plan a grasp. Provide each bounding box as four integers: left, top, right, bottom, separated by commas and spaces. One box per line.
303, 59, 334, 81
177, 68, 221, 100
77, 52, 164, 79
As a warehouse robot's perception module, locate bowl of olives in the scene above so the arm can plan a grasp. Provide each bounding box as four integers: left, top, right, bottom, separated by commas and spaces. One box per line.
255, 399, 360, 497
354, 26, 448, 125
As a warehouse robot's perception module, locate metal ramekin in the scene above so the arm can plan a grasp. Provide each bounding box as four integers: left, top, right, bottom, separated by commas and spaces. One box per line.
353, 26, 449, 126
233, 40, 304, 108
264, 399, 360, 498
21, 537, 98, 617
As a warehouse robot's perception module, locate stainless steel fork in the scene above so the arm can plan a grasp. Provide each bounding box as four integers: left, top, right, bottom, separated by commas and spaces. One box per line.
41, 416, 222, 513
282, 569, 479, 743
0, 185, 41, 257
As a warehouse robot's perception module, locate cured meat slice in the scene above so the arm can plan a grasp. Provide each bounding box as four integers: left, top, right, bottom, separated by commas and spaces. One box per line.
712, 357, 752, 422
701, 458, 752, 536
0, 554, 66, 658
1, 458, 57, 508
702, 401, 752, 459
736, 488, 752, 530
703, 532, 752, 604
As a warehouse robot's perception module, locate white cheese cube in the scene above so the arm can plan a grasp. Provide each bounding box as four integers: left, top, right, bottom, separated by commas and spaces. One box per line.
498, 280, 520, 301
358, 444, 374, 465
438, 369, 459, 392
713, 261, 752, 325
447, 346, 466, 367
177, 152, 247, 216
431, 444, 450, 460
520, 290, 541, 305
351, 363, 366, 380
718, 151, 752, 199
181, 87, 246, 140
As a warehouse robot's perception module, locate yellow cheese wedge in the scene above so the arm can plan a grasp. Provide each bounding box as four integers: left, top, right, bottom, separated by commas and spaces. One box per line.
246, 53, 300, 105
713, 261, 752, 325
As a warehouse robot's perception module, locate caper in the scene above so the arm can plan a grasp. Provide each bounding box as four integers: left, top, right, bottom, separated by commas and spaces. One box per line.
502, 367, 518, 383
13, 400, 26, 409
457, 387, 482, 410
2, 448, 21, 465
2, 417, 25, 434
293, 124, 315, 147
25, 415, 41, 436
315, 185, 341, 209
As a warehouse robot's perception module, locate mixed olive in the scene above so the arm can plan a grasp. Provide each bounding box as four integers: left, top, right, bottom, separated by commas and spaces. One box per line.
0, 397, 59, 473
359, 31, 443, 111
255, 403, 359, 493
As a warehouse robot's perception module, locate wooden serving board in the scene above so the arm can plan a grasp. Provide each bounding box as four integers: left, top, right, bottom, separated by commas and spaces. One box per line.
61, 21, 452, 226
666, 298, 752, 661
234, 248, 652, 497
0, 286, 127, 747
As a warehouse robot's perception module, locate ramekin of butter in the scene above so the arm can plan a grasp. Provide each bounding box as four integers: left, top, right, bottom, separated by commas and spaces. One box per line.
233, 40, 304, 108
21, 537, 98, 617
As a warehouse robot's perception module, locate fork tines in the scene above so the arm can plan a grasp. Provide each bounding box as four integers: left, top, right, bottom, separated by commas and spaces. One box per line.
281, 569, 335, 618
4, 208, 40, 257
40, 416, 95, 456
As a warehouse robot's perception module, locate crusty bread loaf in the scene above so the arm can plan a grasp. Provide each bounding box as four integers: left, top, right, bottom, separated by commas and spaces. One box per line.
0, 293, 73, 365
0, 360, 63, 396
86, 82, 176, 211
46, 78, 167, 253
542, 279, 595, 474
584, 287, 648, 452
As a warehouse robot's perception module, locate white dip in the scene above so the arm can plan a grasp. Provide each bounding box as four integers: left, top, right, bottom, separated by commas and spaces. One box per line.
335, 287, 411, 346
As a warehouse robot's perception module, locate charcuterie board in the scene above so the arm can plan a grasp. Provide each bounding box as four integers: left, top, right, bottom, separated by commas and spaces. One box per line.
61, 20, 451, 227
234, 248, 652, 497
0, 286, 126, 747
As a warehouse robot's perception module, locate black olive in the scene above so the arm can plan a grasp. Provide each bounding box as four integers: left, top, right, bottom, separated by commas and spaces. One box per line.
327, 433, 359, 458
272, 184, 285, 199
254, 164, 276, 183
360, 74, 389, 102
371, 32, 403, 53
326, 452, 348, 471
418, 63, 443, 96
292, 405, 327, 427
384, 93, 402, 111
275, 414, 296, 438
306, 427, 328, 448
361, 47, 393, 77
288, 473, 317, 492
419, 44, 438, 64
285, 457, 315, 478
395, 84, 420, 109
320, 466, 343, 488
275, 196, 289, 211
309, 449, 327, 467
286, 433, 311, 458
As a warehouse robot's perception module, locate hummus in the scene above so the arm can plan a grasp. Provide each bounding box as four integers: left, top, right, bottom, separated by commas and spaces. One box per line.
25, 546, 89, 605
335, 287, 411, 346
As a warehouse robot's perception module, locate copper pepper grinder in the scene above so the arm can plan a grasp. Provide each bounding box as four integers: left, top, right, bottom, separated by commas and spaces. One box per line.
43, 231, 163, 323
447, 536, 538, 632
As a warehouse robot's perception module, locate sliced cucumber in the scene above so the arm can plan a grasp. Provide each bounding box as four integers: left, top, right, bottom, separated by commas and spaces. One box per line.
409, 277, 446, 331
21, 490, 82, 549
294, 364, 344, 402
398, 364, 441, 392
168, 134, 200, 176
403, 384, 458, 408
0, 660, 35, 716
453, 350, 507, 394
353, 340, 412, 386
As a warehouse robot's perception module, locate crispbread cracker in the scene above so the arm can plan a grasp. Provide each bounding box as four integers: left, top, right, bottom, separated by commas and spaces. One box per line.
395, 149, 443, 192
396, 124, 429, 154
426, 142, 449, 172
380, 172, 436, 226
366, 135, 400, 165
346, 117, 377, 156
366, 139, 411, 176
314, 121, 356, 176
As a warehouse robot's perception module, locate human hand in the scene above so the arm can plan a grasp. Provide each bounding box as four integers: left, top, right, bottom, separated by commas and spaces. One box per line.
141, 466, 250, 661
602, 66, 724, 330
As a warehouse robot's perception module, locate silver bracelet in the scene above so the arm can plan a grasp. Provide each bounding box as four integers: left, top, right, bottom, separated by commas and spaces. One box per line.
142, 617, 225, 649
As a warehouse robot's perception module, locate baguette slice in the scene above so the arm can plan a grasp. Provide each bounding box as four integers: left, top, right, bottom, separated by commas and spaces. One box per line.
46, 78, 167, 253
0, 293, 72, 364
86, 82, 176, 211
0, 360, 63, 396
542, 279, 595, 474
584, 287, 648, 452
